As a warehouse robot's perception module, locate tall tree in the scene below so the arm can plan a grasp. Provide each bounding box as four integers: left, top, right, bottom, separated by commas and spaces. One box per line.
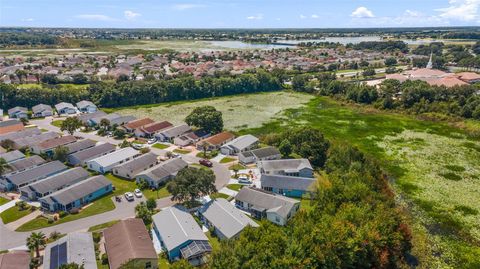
167, 167, 216, 206
53, 146, 69, 162
0, 157, 10, 175
60, 117, 82, 135
185, 106, 223, 134
26, 232, 46, 258
135, 202, 153, 226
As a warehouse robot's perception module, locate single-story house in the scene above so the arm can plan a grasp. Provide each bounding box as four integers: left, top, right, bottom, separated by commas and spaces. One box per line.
196, 131, 234, 151
0, 119, 24, 135
0, 127, 40, 142
135, 158, 188, 189
40, 175, 112, 212
173, 132, 198, 147
199, 198, 259, 240
43, 232, 97, 269
0, 150, 25, 163
55, 102, 77, 115
220, 134, 259, 156
112, 152, 159, 180
260, 174, 316, 198
134, 121, 173, 138
235, 187, 300, 226
258, 159, 314, 178
67, 142, 116, 166
86, 147, 140, 174
76, 100, 97, 113
122, 117, 154, 133
153, 206, 212, 265
155, 124, 191, 142
104, 219, 158, 269
11, 131, 60, 150
65, 139, 96, 154
238, 146, 281, 164
89, 113, 136, 127
31, 104, 53, 118
77, 110, 107, 125
20, 167, 90, 200
30, 135, 77, 155
4, 155, 45, 175
7, 107, 28, 119
2, 160, 68, 191
0, 250, 30, 269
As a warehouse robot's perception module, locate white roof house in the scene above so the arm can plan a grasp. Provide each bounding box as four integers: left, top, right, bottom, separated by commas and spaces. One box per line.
220, 134, 259, 155
55, 102, 76, 115
86, 147, 140, 174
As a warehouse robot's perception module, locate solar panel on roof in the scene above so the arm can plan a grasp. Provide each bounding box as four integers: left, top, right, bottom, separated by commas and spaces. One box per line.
50, 244, 59, 269
58, 242, 67, 266
50, 242, 68, 269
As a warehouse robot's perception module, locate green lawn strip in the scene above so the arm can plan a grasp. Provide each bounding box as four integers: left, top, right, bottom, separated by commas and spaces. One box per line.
152, 143, 170, 149
173, 149, 191, 154
50, 120, 64, 128
228, 164, 246, 170
88, 220, 120, 232
105, 174, 170, 200
196, 151, 218, 159
0, 196, 10, 206
189, 163, 210, 171
0, 206, 36, 224
226, 184, 244, 192
210, 192, 230, 200
220, 157, 236, 163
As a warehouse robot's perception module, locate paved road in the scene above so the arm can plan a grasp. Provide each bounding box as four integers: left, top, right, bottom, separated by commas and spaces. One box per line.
0, 143, 231, 251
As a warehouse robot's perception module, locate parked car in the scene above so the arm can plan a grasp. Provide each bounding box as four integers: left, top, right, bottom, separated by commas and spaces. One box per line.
124, 192, 134, 201
134, 189, 143, 198
199, 159, 213, 167
238, 176, 251, 184
147, 138, 157, 144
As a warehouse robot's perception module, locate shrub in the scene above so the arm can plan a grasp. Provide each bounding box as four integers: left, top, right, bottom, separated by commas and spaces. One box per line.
58, 211, 68, 218
92, 232, 101, 244
47, 217, 54, 224
70, 208, 80, 214
101, 253, 108, 265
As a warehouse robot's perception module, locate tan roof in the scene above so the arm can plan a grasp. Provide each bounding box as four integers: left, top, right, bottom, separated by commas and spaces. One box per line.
200, 131, 235, 146
104, 218, 158, 269
123, 118, 154, 130
0, 122, 24, 135
405, 68, 447, 78
141, 121, 173, 134
38, 135, 77, 150
456, 72, 480, 81
0, 251, 30, 269
385, 73, 408, 82
427, 76, 468, 87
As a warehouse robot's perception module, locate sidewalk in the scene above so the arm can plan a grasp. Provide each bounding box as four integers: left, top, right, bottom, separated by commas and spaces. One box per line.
0, 200, 16, 214
5, 210, 42, 230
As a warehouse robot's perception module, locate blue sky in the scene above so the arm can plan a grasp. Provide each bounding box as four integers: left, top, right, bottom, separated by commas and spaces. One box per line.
1, 0, 479, 28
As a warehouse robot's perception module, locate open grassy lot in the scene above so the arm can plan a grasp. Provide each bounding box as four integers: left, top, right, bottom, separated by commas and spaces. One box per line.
51, 120, 63, 128
0, 196, 10, 206
0, 206, 35, 224
241, 96, 480, 268
114, 91, 314, 131
152, 143, 170, 150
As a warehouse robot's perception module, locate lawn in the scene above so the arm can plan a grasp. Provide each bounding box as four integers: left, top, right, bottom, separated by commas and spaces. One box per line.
210, 192, 231, 200
88, 220, 119, 232
196, 151, 218, 159
0, 206, 35, 224
173, 149, 191, 154
220, 157, 236, 163
0, 196, 10, 206
241, 96, 480, 268
152, 143, 170, 150
51, 120, 64, 128
226, 184, 244, 192
229, 164, 246, 171
114, 91, 314, 130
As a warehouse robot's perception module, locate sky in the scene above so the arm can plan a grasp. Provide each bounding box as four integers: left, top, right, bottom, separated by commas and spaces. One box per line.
1, 0, 479, 28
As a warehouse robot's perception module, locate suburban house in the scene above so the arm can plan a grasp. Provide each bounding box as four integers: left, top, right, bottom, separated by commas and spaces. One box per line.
0, 250, 30, 269
104, 219, 158, 269
173, 130, 209, 147
258, 159, 314, 178
112, 152, 159, 180
76, 100, 97, 113
40, 175, 112, 212
5, 155, 45, 175
134, 121, 173, 138
65, 139, 96, 154
89, 113, 136, 127
235, 187, 300, 226
7, 107, 28, 119
2, 161, 68, 191
260, 174, 316, 198
199, 198, 259, 240
457, 72, 480, 83
11, 131, 60, 150
77, 110, 107, 125
43, 232, 97, 269
135, 158, 188, 188
122, 117, 154, 133
0, 150, 25, 163
0, 127, 40, 142
220, 134, 259, 155
153, 206, 212, 265
86, 147, 140, 174
67, 143, 116, 166
196, 131, 235, 151
0, 119, 24, 135
30, 135, 77, 155
20, 167, 90, 200
238, 146, 281, 164
55, 102, 77, 115
155, 124, 191, 142
31, 104, 53, 118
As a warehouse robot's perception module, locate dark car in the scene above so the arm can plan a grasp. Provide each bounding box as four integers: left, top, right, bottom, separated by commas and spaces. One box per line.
199, 159, 213, 167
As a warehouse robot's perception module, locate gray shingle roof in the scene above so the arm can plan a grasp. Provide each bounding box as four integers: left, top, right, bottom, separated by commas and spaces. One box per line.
159, 124, 191, 138
76, 100, 96, 109
223, 134, 258, 151
43, 175, 111, 205
31, 104, 52, 114
0, 119, 22, 128
0, 128, 41, 142
260, 174, 315, 192
250, 147, 281, 159
7, 155, 45, 172
88, 147, 139, 167
6, 161, 67, 186
77, 111, 107, 124
65, 139, 96, 154
235, 187, 299, 219
7, 107, 27, 115
137, 158, 187, 184
12, 132, 60, 148
152, 206, 208, 252
43, 232, 97, 269
113, 152, 158, 173
68, 143, 116, 163
23, 167, 90, 195
0, 150, 25, 163
55, 102, 75, 111
258, 159, 313, 173
199, 198, 258, 239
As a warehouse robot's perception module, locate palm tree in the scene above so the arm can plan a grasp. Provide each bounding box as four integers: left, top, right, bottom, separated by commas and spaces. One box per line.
30, 257, 40, 269
99, 118, 110, 130
26, 232, 47, 258
0, 157, 10, 175
166, 151, 173, 159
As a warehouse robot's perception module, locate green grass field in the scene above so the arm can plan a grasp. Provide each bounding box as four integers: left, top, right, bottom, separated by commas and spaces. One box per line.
51, 120, 64, 128
0, 206, 35, 224
226, 184, 244, 192
114, 91, 314, 131
152, 143, 170, 150
0, 197, 10, 206
241, 96, 480, 268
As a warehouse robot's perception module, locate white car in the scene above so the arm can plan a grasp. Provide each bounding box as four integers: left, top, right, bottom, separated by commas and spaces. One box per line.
134, 189, 143, 198
147, 138, 157, 144
124, 192, 134, 201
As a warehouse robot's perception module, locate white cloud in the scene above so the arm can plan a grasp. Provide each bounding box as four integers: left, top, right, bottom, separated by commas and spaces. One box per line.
436, 0, 480, 21
311, 14, 319, 19
75, 14, 114, 21
351, 7, 375, 18
172, 4, 205, 10
124, 10, 141, 20
299, 14, 307, 19
21, 18, 34, 22
246, 14, 263, 20
404, 9, 421, 17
